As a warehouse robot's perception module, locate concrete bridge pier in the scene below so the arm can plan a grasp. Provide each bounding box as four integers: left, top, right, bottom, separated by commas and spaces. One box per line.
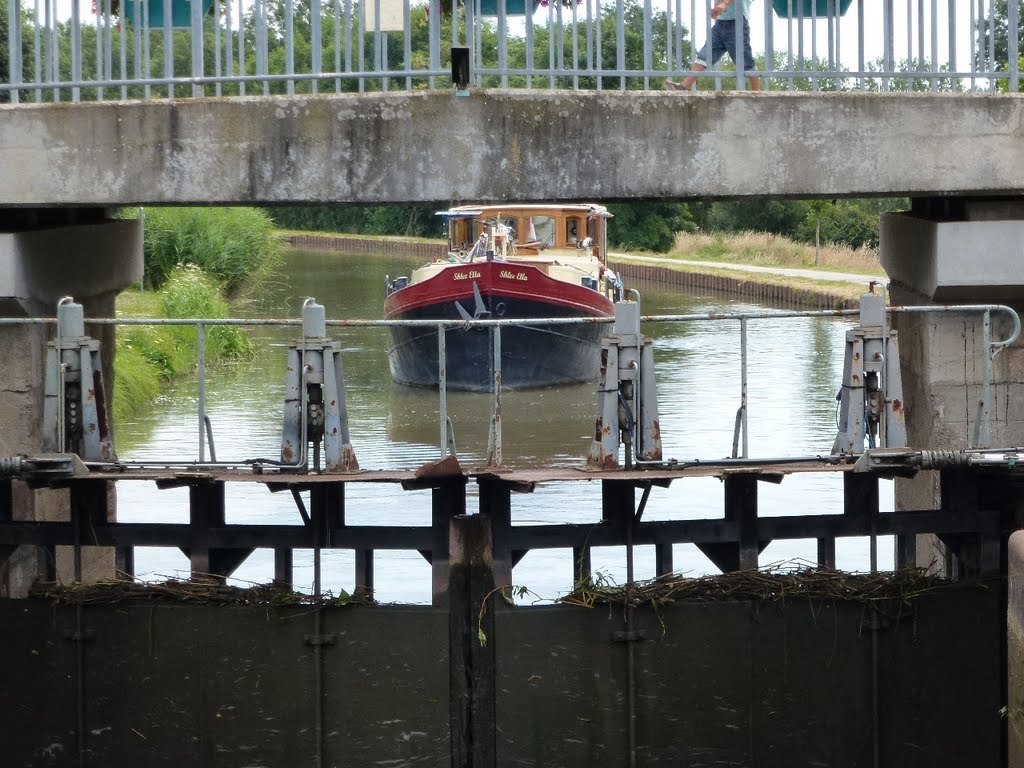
881, 197, 1024, 576
0, 208, 143, 596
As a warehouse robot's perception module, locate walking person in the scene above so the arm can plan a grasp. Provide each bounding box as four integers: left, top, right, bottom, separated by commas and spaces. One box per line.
666, 0, 761, 92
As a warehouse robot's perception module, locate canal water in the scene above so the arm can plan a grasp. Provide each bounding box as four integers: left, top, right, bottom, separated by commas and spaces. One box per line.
115, 248, 894, 603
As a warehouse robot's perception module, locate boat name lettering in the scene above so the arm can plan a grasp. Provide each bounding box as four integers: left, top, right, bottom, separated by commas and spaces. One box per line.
500, 270, 528, 281
452, 270, 482, 281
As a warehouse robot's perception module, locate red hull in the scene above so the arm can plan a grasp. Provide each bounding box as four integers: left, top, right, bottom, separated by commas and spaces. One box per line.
383, 260, 613, 319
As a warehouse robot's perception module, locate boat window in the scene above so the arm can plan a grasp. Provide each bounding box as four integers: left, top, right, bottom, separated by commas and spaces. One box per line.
566, 218, 580, 245
525, 215, 555, 247
495, 216, 517, 239
450, 219, 471, 249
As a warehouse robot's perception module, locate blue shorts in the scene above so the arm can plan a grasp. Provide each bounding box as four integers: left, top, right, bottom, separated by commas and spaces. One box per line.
694, 18, 756, 72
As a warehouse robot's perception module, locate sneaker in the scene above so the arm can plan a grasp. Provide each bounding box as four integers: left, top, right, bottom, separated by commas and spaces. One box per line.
664, 79, 688, 91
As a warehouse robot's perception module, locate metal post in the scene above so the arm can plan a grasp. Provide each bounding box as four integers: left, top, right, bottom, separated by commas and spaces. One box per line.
981, 309, 992, 448
197, 322, 206, 462
439, 324, 448, 459
489, 326, 503, 467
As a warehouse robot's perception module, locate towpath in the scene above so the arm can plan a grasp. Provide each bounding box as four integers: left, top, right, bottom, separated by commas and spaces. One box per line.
613, 254, 886, 286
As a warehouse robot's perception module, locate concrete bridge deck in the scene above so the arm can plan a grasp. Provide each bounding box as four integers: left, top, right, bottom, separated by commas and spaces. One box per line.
3, 91, 1024, 207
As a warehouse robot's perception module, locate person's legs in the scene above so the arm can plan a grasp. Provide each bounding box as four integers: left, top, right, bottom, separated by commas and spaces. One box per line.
674, 21, 729, 91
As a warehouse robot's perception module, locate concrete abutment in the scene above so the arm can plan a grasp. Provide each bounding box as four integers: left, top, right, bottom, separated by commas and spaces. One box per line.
0, 210, 142, 596
882, 197, 1024, 577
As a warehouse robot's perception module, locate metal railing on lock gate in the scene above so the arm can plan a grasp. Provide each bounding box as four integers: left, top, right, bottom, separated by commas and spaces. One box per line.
0, 296, 1019, 472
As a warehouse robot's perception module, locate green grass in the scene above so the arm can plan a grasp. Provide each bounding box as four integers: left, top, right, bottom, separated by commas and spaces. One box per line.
139, 207, 284, 293
113, 265, 254, 424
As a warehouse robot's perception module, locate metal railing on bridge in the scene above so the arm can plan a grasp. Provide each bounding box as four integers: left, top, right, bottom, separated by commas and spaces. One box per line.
2, 0, 1021, 102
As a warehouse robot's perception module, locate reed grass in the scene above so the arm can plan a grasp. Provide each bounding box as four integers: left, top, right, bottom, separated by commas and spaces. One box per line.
669, 230, 883, 275
141, 207, 284, 292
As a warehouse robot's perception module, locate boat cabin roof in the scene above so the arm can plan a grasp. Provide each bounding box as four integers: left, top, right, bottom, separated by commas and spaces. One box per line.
437, 203, 612, 219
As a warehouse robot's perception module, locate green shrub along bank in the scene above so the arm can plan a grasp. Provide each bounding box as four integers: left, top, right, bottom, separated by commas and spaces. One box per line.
140, 207, 283, 292
113, 206, 281, 425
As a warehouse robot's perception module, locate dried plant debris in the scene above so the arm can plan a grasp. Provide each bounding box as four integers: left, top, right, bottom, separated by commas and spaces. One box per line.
559, 563, 976, 609
30, 575, 372, 607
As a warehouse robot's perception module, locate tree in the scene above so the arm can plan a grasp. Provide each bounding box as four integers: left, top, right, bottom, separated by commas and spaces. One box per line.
607, 202, 695, 252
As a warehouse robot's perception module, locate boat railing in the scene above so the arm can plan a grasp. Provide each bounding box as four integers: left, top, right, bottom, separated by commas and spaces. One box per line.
4, 298, 1018, 472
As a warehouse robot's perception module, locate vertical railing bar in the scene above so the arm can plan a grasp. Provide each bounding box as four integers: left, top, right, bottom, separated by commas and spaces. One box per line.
71, 0, 81, 100
335, 0, 342, 91
556, 0, 564, 85
929, 0, 937, 91
404, 0, 411, 90
810, 0, 818, 91
438, 324, 448, 458
587, 0, 595, 82
226, 0, 234, 88
119, 0, 128, 99
740, 317, 748, 458
286, 0, 295, 94
1010, 0, 1020, 92
616, 0, 624, 90
830, 0, 838, 87
883, 0, 893, 91
571, 0, 579, 89
763, 0, 772, 90
191, 0, 205, 98
787, 0, 794, 90
312, 0, 322, 94
733, 0, 741, 90
643, 0, 651, 89
33, 0, 42, 103
987, 0, 995, 89
907, 0, 914, 90
948, 0, 957, 90
970, 0, 977, 91
492, 326, 502, 466
375, 0, 383, 90
142, 0, 151, 99
238, 0, 246, 96
594, 0, 601, 90
198, 323, 207, 462
427, 0, 437, 89
104, 0, 113, 98
214, 0, 223, 96
95, 0, 104, 101
47, 0, 58, 102
547, 1, 555, 88
526, 0, 535, 89
345, 0, 353, 78
982, 309, 992, 448
856, 0, 864, 89
499, 0, 508, 87
358, 0, 365, 92
7, 0, 21, 104
162, 0, 173, 97
261, 0, 270, 96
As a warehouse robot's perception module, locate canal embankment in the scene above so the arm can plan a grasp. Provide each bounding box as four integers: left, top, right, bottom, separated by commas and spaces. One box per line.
281, 232, 884, 310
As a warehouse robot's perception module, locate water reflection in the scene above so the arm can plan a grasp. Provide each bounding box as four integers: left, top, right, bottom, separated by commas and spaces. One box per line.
116, 250, 893, 603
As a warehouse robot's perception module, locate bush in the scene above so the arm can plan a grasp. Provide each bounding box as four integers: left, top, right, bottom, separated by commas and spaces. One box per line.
140, 207, 283, 292
113, 265, 253, 425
